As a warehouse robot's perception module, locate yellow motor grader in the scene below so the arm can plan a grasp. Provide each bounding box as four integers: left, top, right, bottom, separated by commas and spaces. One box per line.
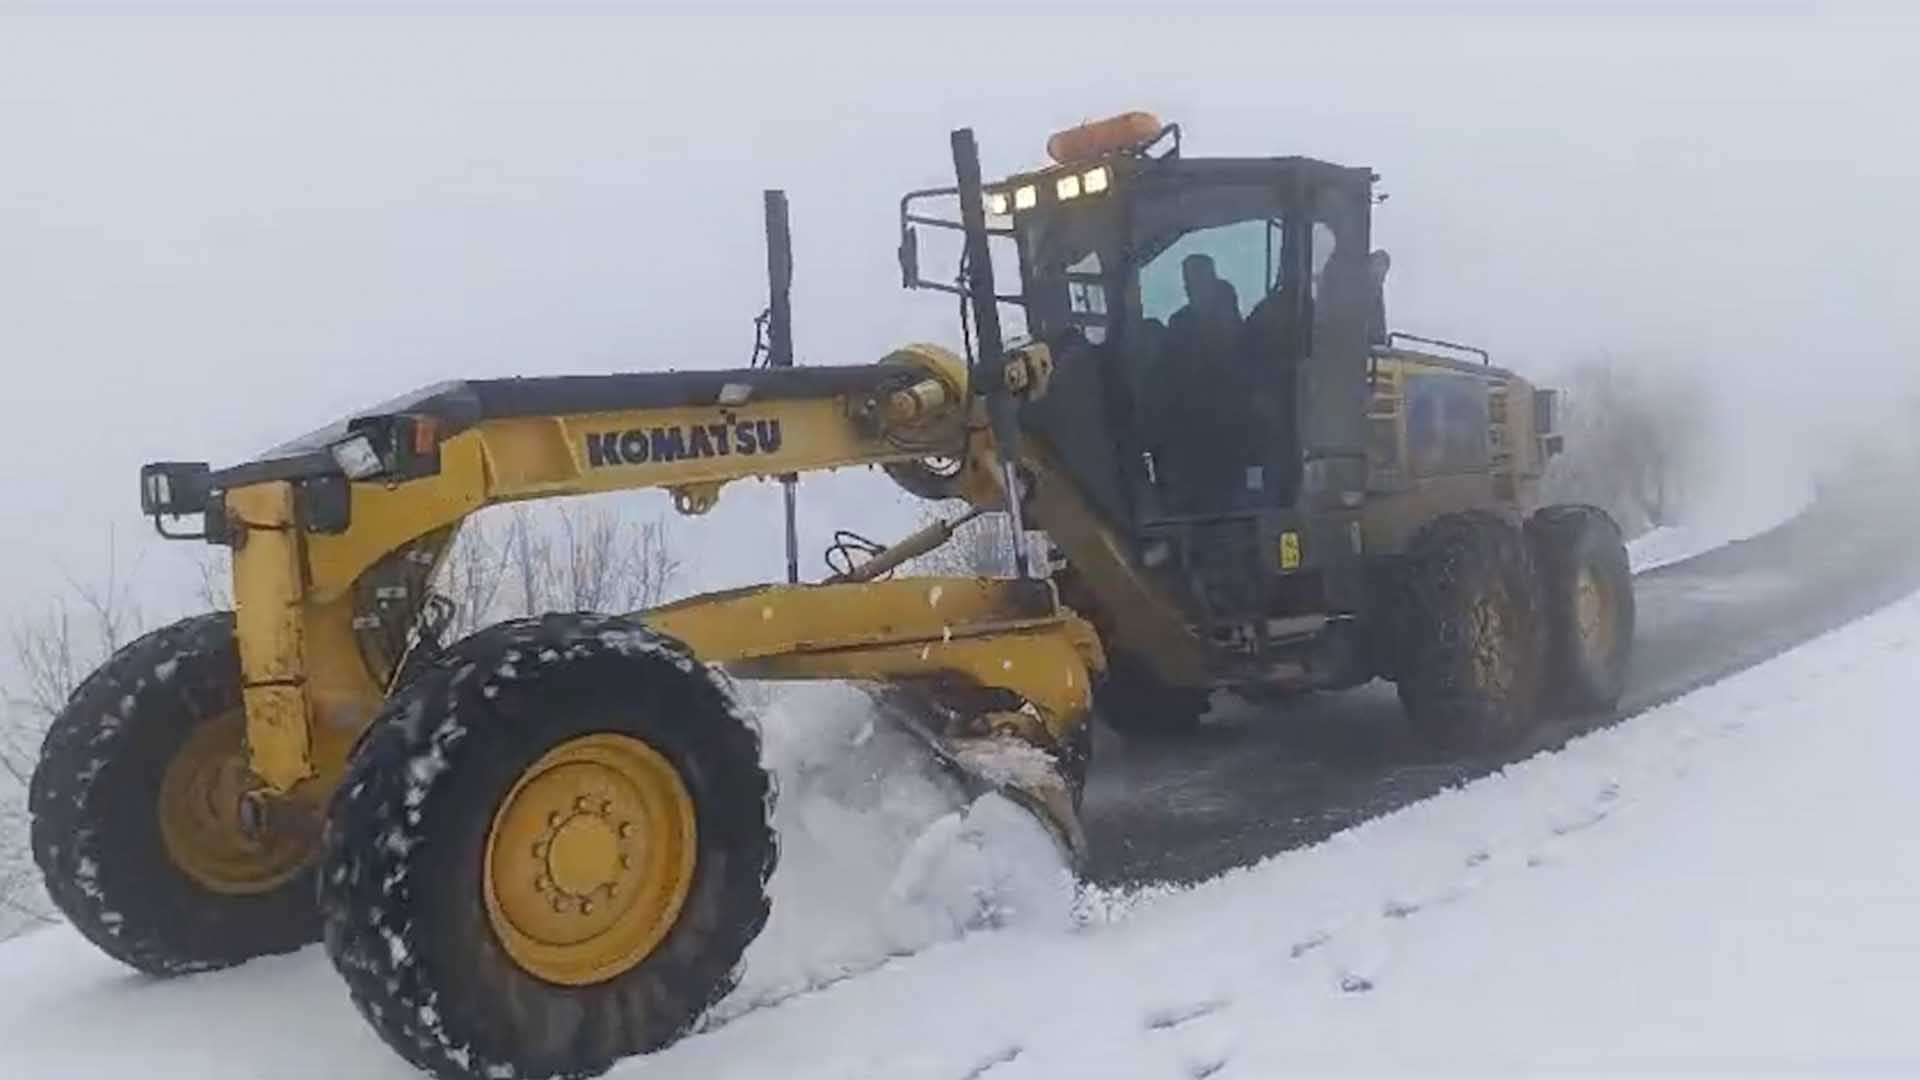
30, 113, 1632, 1079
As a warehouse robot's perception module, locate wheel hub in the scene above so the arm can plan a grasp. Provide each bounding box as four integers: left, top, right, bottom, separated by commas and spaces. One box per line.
1574, 567, 1615, 656
157, 709, 315, 895
484, 734, 696, 985
546, 809, 623, 899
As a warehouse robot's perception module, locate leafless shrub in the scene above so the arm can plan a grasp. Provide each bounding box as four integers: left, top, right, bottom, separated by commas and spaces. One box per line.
3, 537, 148, 783
1541, 356, 1706, 534
438, 498, 682, 634
0, 501, 684, 939
440, 513, 516, 639
2, 538, 149, 935
193, 549, 233, 613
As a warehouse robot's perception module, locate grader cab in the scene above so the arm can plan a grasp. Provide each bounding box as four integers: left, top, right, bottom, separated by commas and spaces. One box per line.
31, 113, 1633, 1080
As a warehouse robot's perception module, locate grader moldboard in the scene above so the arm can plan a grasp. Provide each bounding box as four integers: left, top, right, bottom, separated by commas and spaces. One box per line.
31, 112, 1633, 1079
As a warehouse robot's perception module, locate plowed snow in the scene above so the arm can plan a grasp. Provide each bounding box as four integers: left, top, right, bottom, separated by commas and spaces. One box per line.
5, 586, 1918, 1076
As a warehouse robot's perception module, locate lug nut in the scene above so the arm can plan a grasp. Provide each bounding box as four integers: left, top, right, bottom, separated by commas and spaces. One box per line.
618, 822, 634, 839
534, 874, 551, 893
237, 790, 270, 839
579, 899, 594, 915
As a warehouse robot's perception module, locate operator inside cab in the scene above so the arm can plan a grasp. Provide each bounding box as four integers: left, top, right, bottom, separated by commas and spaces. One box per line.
1138, 253, 1257, 515
1168, 254, 1243, 358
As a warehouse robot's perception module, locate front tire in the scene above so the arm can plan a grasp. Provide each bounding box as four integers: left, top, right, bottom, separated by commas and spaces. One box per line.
319, 614, 776, 1080
1527, 505, 1634, 713
29, 612, 320, 975
1394, 512, 1543, 754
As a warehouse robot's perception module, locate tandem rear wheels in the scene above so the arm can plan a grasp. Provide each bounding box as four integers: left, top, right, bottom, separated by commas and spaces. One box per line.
1526, 505, 1635, 714
1392, 507, 1632, 755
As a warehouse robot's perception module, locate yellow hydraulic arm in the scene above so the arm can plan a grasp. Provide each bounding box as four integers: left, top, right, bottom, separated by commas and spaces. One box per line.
188, 343, 1104, 827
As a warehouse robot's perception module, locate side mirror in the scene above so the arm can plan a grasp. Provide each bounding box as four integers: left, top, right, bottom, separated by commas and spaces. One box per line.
897, 225, 920, 288
140, 461, 212, 517
140, 461, 216, 541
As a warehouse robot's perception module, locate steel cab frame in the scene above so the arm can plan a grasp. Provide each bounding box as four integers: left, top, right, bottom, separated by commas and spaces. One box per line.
900, 132, 1382, 679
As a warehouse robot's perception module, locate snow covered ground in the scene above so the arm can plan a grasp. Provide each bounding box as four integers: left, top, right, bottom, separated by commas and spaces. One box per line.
639, 587, 1920, 1077
5, 578, 1919, 1076
1627, 485, 1811, 574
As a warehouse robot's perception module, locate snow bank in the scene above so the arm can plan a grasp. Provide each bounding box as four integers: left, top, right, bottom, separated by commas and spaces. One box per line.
641, 588, 1920, 1077
7, 589, 1919, 1076
1629, 524, 1738, 573
710, 683, 1072, 1021
1627, 488, 1809, 573
1628, 451, 1804, 576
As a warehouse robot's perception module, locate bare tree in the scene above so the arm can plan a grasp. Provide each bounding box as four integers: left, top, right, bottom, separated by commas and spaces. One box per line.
3, 536, 148, 783
1542, 356, 1706, 534
5, 607, 78, 742
551, 501, 679, 611
438, 499, 682, 635
3, 538, 149, 936
192, 549, 233, 613
505, 507, 549, 622
440, 513, 515, 639
0, 502, 686, 939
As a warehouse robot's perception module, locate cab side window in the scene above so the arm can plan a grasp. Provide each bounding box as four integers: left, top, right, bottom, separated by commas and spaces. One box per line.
1131, 218, 1287, 514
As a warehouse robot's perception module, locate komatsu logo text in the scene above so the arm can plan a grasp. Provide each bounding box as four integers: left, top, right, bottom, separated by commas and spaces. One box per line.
584, 418, 784, 468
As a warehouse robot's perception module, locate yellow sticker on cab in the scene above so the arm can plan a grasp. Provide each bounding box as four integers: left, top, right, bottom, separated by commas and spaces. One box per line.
1278, 531, 1302, 570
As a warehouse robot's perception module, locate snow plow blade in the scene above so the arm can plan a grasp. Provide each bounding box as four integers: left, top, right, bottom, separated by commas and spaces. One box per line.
651, 576, 1102, 862
887, 709, 1090, 865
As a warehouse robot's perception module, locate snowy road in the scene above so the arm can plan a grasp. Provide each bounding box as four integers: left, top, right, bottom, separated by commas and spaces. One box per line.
637, 583, 1920, 1078
1083, 488, 1920, 886
6, 491, 1919, 1078
6, 497, 1919, 1077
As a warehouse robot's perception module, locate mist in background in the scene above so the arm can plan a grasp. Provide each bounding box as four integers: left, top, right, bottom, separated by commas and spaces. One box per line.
3, 4, 1916, 667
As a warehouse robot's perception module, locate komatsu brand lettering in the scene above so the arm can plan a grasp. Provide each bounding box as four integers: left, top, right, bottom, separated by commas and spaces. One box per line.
586, 418, 783, 468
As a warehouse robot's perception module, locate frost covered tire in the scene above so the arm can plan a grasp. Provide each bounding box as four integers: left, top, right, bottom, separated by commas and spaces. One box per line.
1095, 652, 1208, 739
1527, 504, 1634, 714
319, 614, 776, 1080
29, 612, 320, 975
1394, 512, 1543, 754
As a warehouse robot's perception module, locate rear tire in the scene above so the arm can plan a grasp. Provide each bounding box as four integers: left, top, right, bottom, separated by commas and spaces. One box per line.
319, 614, 776, 1080
29, 612, 320, 975
1527, 505, 1634, 713
1095, 652, 1209, 739
1394, 512, 1543, 754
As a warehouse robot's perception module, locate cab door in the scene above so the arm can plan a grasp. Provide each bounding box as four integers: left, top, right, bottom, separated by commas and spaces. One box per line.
1123, 188, 1306, 522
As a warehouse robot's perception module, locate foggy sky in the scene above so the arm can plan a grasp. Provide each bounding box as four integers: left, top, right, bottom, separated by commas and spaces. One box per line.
3, 4, 1916, 661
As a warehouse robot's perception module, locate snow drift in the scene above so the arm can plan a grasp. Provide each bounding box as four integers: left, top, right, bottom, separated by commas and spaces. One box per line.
6, 561, 1915, 1079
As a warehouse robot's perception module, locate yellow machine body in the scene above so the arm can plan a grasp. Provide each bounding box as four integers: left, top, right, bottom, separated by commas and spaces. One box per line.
218, 343, 1105, 814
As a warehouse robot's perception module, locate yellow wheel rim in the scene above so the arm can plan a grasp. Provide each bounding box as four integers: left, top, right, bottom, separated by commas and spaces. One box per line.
483, 733, 698, 987
1574, 567, 1617, 658
157, 709, 313, 895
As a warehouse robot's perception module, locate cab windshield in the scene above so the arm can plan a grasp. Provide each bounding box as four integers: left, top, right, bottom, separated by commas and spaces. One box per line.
1017, 180, 1308, 516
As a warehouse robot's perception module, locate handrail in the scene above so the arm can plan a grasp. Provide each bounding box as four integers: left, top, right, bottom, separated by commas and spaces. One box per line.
1388, 331, 1490, 367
